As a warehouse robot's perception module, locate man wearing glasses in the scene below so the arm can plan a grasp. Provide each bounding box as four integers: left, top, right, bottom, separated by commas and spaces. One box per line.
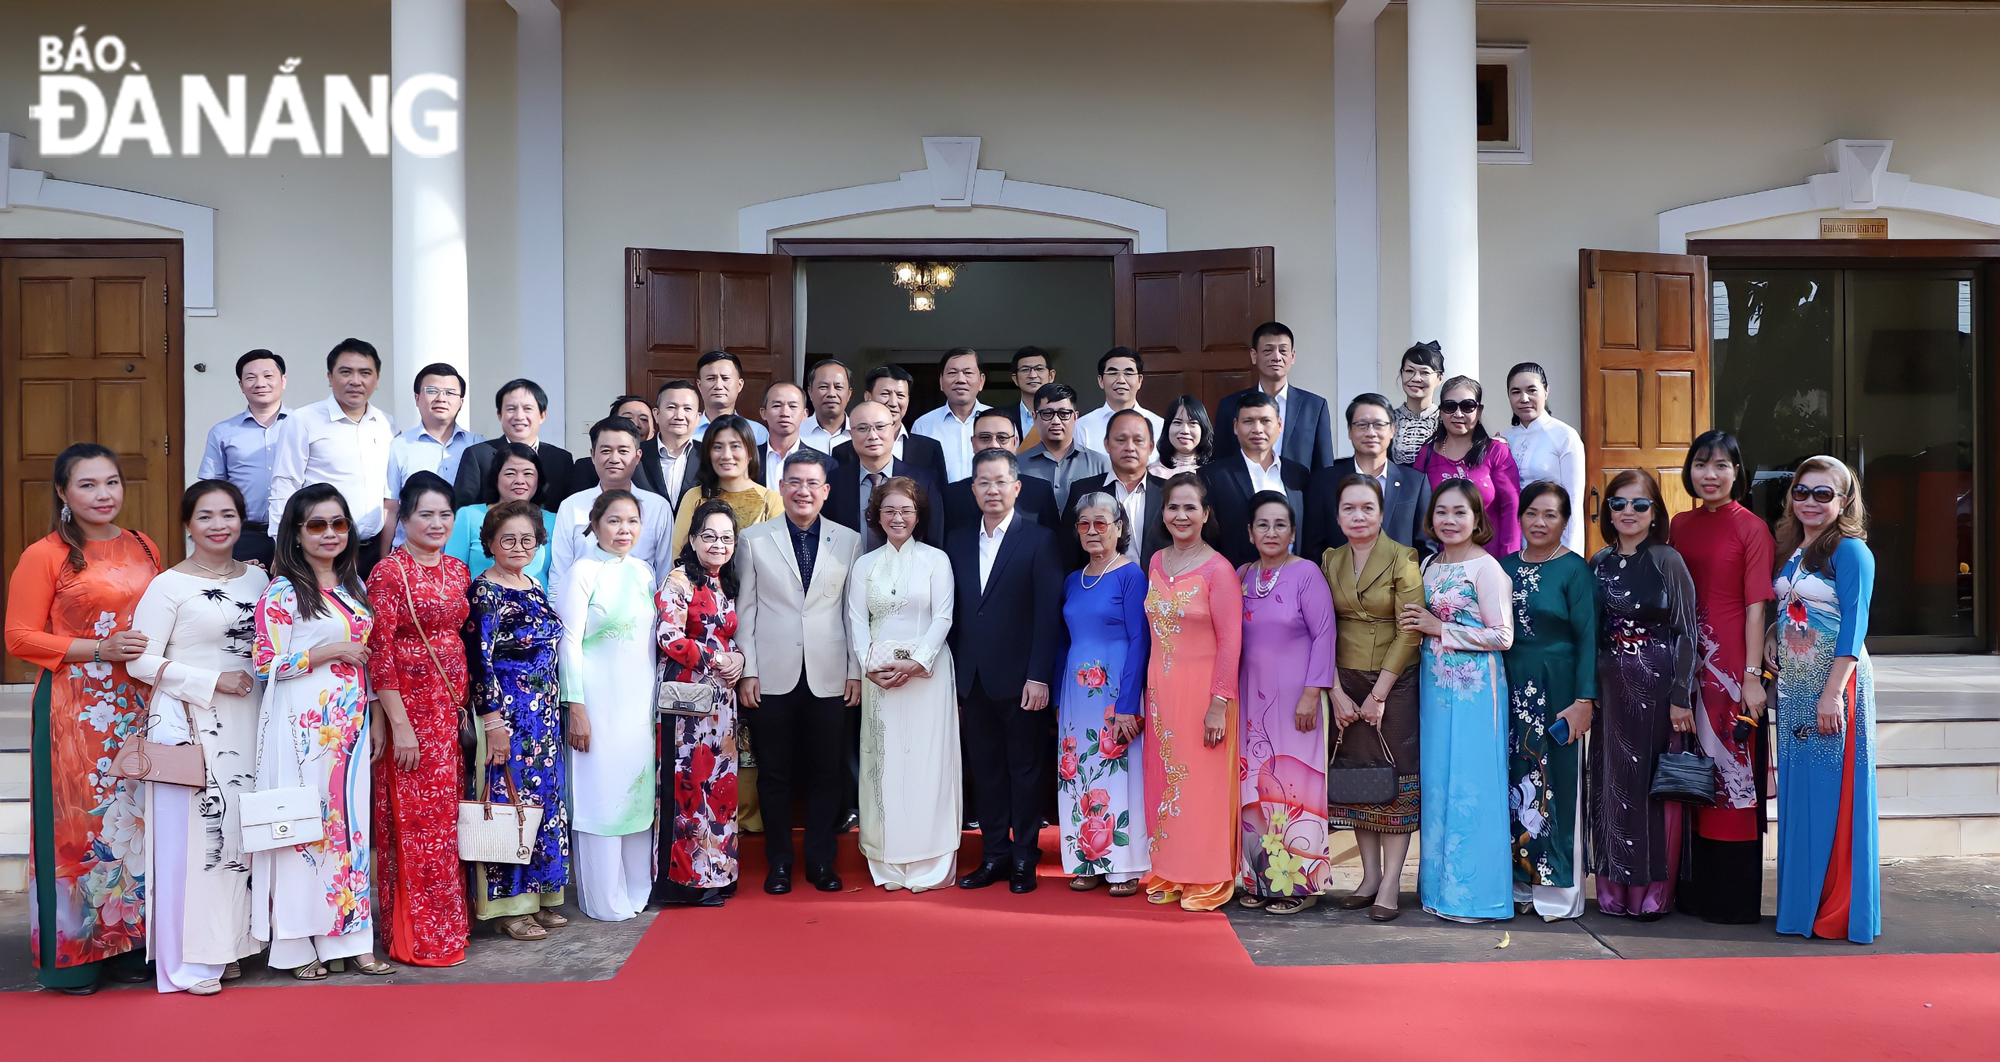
385, 362, 484, 543
826, 400, 945, 550
1074, 347, 1164, 455
1010, 346, 1054, 450
942, 408, 1062, 536
1018, 383, 1108, 510
1301, 392, 1434, 561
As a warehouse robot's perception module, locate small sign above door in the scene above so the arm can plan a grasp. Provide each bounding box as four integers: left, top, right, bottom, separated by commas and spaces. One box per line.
1820, 217, 1888, 239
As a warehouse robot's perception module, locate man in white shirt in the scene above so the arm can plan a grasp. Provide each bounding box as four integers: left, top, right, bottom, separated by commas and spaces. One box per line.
653, 379, 703, 510
198, 348, 292, 564
1017, 383, 1108, 511
1075, 347, 1165, 454
548, 415, 675, 594
1009, 346, 1053, 450
1199, 389, 1307, 568
911, 347, 990, 481
758, 382, 820, 489
1060, 409, 1168, 569
691, 349, 770, 446
268, 338, 396, 574
799, 358, 852, 454
385, 362, 484, 544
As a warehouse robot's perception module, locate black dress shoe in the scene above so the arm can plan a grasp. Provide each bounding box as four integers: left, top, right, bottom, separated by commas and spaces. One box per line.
57, 982, 100, 996
838, 811, 859, 833
958, 861, 1008, 890
764, 865, 793, 895
1009, 862, 1039, 894
806, 865, 843, 892
105, 963, 151, 984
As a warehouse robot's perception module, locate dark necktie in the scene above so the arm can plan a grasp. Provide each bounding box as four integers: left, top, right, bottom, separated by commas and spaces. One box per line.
792, 522, 817, 590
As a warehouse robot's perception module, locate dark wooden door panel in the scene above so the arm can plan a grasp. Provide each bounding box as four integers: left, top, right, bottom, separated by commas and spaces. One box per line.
4, 246, 184, 681
1579, 249, 1711, 553
1114, 247, 1273, 417
627, 249, 794, 418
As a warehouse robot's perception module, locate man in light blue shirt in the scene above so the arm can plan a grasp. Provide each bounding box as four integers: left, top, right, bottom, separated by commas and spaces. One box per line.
198, 348, 292, 564
385, 361, 483, 543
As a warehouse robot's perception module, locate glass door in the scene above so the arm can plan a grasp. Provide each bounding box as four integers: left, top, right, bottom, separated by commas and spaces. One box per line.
1712, 267, 1982, 651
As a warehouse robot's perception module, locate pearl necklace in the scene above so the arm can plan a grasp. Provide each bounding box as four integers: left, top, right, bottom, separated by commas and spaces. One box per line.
1080, 558, 1121, 590
1520, 545, 1564, 565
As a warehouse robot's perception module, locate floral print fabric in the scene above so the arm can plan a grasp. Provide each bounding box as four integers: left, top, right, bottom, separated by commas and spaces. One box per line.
657, 565, 741, 889
1058, 563, 1150, 879
467, 578, 571, 901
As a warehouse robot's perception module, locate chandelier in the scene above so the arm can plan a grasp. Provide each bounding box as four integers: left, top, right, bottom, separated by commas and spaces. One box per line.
889, 261, 959, 312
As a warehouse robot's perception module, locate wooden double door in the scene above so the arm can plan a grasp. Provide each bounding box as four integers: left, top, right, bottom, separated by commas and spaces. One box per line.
625, 245, 1274, 419
2, 241, 185, 682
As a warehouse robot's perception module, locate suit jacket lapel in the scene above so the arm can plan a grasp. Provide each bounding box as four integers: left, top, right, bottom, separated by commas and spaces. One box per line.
1355, 537, 1395, 594
774, 524, 805, 588
978, 520, 1026, 607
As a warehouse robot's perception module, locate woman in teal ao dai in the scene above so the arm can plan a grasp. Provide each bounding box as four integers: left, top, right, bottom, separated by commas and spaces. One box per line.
1402, 479, 1515, 922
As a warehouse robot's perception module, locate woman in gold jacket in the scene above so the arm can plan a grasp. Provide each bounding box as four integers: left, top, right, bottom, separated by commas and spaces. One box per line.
1320, 474, 1425, 921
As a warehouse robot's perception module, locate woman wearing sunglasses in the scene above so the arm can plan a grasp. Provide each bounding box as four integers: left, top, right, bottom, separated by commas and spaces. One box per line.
1668, 431, 1776, 925
251, 484, 391, 979
1770, 456, 1878, 945
1413, 376, 1522, 559
1588, 470, 1699, 920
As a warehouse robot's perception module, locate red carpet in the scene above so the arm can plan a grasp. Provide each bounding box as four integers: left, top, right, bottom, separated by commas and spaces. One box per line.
3, 830, 1994, 1061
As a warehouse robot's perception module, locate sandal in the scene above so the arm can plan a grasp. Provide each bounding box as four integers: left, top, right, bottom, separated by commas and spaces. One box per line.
292, 961, 329, 981
1146, 889, 1182, 906
501, 916, 548, 941
534, 910, 570, 929
1265, 895, 1319, 916
1107, 880, 1141, 897
1069, 875, 1104, 892
351, 956, 396, 976
1236, 893, 1269, 910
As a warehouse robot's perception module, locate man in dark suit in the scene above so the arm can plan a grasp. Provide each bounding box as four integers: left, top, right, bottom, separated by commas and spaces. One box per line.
1302, 392, 1435, 563
1201, 390, 1309, 568
1214, 321, 1336, 472
451, 378, 572, 508
568, 393, 673, 500
1060, 408, 1168, 571
827, 400, 946, 549
941, 408, 1060, 535
862, 363, 950, 487
947, 448, 1064, 894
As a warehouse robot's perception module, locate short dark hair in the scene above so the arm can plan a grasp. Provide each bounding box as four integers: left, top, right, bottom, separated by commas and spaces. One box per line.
483, 440, 545, 506
807, 359, 850, 386
181, 478, 247, 524
1033, 382, 1080, 410
495, 378, 548, 413
940, 346, 979, 368
1682, 430, 1749, 503
236, 349, 285, 377
865, 364, 913, 392
971, 447, 1019, 481
1159, 395, 1215, 466
763, 381, 807, 405
1401, 340, 1445, 376
326, 337, 380, 373
1599, 468, 1670, 546
974, 406, 1021, 436
1234, 390, 1281, 418
1518, 480, 1572, 522
413, 362, 466, 395
1097, 346, 1142, 375
1427, 477, 1496, 547
397, 471, 455, 519
1345, 392, 1395, 426
1106, 408, 1153, 441
696, 350, 743, 377
1250, 321, 1293, 347
656, 378, 699, 404
866, 475, 932, 543
781, 449, 833, 481
1246, 489, 1297, 531
609, 394, 649, 417
1011, 346, 1051, 370
480, 499, 547, 555
589, 415, 641, 448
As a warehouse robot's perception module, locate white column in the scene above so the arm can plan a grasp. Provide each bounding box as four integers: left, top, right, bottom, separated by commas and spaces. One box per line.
1406, 0, 1479, 380
391, 0, 469, 429
508, 0, 566, 444
1333, 0, 1389, 448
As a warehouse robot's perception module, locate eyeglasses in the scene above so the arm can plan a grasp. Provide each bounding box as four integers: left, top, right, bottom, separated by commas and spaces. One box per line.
1438, 399, 1482, 415
694, 531, 736, 546
494, 534, 539, 551
852, 422, 894, 437
1100, 369, 1141, 379
781, 477, 826, 490
972, 432, 1017, 448
1350, 419, 1391, 431
302, 516, 351, 534
1075, 518, 1113, 532
1605, 497, 1655, 513
420, 386, 462, 399
1038, 408, 1076, 422
1400, 366, 1437, 379
1790, 485, 1846, 504
878, 506, 918, 519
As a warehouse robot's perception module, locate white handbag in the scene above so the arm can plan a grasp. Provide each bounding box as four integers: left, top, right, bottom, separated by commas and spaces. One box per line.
239, 786, 325, 853
458, 772, 544, 865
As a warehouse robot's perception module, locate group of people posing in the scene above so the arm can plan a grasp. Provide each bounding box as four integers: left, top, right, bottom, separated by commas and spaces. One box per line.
6, 327, 1880, 997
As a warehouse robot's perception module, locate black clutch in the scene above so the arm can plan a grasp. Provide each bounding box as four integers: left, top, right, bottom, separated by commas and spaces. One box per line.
1650, 733, 1718, 806
1326, 722, 1398, 806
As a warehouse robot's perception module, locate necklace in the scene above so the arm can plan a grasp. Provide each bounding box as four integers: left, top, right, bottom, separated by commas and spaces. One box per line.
1521, 544, 1564, 565
1080, 557, 1121, 590
1163, 546, 1205, 579
1246, 561, 1286, 599
188, 557, 239, 580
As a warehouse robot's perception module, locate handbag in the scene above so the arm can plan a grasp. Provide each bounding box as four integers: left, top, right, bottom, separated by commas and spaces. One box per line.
1326, 721, 1398, 806
657, 679, 716, 718
457, 770, 544, 865
239, 785, 325, 852
392, 554, 475, 754
109, 693, 207, 788
1650, 731, 1719, 806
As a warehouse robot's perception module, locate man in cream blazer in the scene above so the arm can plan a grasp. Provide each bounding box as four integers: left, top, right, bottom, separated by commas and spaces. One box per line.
737, 449, 862, 896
